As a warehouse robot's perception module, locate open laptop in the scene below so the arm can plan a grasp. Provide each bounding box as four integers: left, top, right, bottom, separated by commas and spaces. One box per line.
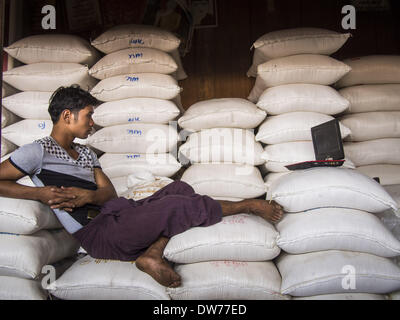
285, 119, 345, 171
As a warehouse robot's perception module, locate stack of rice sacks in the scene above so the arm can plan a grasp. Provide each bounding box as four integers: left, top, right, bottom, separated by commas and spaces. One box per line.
2, 34, 99, 150
86, 24, 186, 197
1, 82, 20, 160
246, 28, 355, 190
152, 99, 289, 300
0, 34, 100, 300
267, 167, 400, 300
46, 25, 187, 300
337, 55, 400, 200
247, 28, 400, 300
337, 57, 400, 300
0, 192, 80, 300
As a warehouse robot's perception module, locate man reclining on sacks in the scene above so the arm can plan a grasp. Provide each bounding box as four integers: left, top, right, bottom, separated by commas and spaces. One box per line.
0, 85, 283, 288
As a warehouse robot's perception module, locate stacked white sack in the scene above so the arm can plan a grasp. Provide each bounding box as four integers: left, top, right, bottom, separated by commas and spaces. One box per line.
158, 99, 289, 300
87, 25, 186, 196
164, 213, 288, 300
2, 34, 100, 149
0, 190, 80, 299
90, 24, 188, 112
245, 28, 353, 192
337, 55, 400, 186
1, 82, 20, 158
376, 184, 400, 251
247, 28, 351, 78
178, 98, 267, 202
247, 28, 351, 102
49, 182, 284, 300
267, 167, 400, 298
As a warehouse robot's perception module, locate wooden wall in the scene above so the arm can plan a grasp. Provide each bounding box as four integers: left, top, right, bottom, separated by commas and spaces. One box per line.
179, 0, 400, 109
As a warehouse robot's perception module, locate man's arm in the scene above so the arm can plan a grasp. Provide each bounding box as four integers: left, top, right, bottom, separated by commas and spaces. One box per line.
91, 167, 118, 205
0, 159, 75, 205
48, 167, 118, 210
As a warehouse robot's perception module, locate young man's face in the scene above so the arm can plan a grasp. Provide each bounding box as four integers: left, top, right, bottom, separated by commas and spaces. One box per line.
70, 105, 95, 139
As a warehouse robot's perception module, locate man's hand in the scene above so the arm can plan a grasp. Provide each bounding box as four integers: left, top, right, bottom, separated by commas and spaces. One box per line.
37, 186, 78, 210
48, 186, 93, 212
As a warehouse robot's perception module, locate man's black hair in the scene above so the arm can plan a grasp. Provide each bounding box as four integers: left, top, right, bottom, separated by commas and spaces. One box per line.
48, 85, 101, 123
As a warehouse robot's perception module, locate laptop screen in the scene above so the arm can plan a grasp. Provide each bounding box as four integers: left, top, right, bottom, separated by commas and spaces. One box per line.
311, 119, 344, 161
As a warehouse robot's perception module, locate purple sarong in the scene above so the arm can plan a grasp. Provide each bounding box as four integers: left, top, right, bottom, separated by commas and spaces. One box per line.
72, 181, 222, 261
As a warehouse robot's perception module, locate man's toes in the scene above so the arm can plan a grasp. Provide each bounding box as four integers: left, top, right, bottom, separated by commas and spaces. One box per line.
169, 280, 181, 288
273, 213, 283, 221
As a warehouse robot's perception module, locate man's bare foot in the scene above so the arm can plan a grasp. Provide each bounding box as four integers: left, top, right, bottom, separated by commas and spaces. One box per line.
217, 199, 284, 223
244, 199, 284, 223
136, 237, 181, 288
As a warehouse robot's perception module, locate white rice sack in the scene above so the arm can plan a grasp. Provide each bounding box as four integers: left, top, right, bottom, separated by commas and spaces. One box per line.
247, 28, 351, 77
344, 139, 400, 166
109, 176, 132, 196
169, 48, 188, 81
262, 141, 355, 173
247, 47, 268, 78
2, 82, 19, 98
2, 120, 91, 146
276, 208, 400, 257
91, 24, 180, 54
1, 153, 10, 163
336, 55, 400, 88
172, 93, 185, 115
257, 84, 349, 115
92, 98, 180, 127
1, 137, 17, 157
87, 124, 178, 153
376, 185, 400, 242
357, 165, 400, 186
1, 106, 20, 129
121, 176, 173, 201
384, 185, 400, 207
267, 167, 399, 213
178, 98, 266, 131
0, 229, 79, 279
341, 112, 400, 142
166, 261, 288, 300
2, 92, 52, 120
264, 172, 291, 192
4, 34, 101, 66
0, 276, 47, 300
109, 175, 172, 197
212, 196, 244, 202
48, 255, 169, 300
0, 196, 62, 234
340, 84, 400, 114
255, 112, 351, 144
248, 55, 351, 103
179, 128, 264, 166
257, 54, 351, 87
277, 250, 400, 296
90, 73, 181, 101
99, 153, 181, 179
293, 293, 387, 300
164, 214, 280, 263
181, 163, 266, 199
3, 63, 98, 92
89, 48, 177, 80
